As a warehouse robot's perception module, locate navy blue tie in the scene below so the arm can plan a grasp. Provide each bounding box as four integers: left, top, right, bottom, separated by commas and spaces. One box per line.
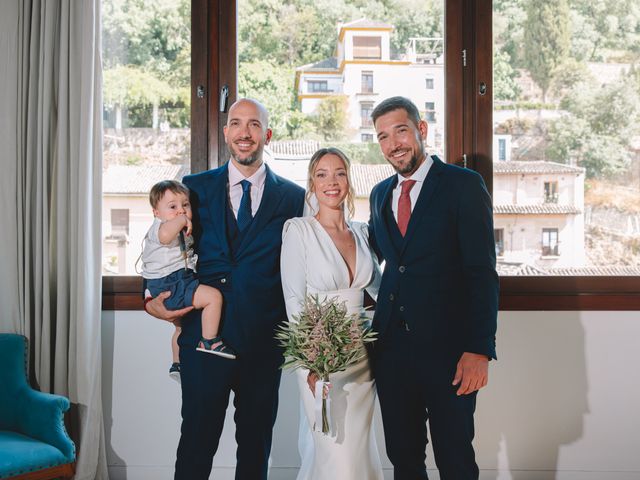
237, 179, 252, 231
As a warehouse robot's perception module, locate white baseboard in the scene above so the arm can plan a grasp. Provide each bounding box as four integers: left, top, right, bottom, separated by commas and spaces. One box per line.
108, 466, 640, 480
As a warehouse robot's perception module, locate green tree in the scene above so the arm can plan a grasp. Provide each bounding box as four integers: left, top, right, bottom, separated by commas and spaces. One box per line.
103, 65, 178, 130
523, 0, 571, 102
547, 76, 640, 177
382, 0, 444, 55
568, 0, 640, 61
494, 49, 521, 101
238, 60, 296, 139
102, 0, 191, 127
286, 111, 318, 140
548, 59, 592, 100
239, 0, 359, 67
314, 96, 351, 141
494, 0, 526, 68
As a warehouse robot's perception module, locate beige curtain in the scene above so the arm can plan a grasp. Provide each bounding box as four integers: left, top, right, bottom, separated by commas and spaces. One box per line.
0, 1, 107, 478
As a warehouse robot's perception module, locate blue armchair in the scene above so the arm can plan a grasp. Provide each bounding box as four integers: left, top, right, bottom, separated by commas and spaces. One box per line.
0, 334, 75, 479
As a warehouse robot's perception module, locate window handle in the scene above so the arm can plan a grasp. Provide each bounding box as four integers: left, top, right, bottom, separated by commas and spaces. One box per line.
219, 85, 229, 112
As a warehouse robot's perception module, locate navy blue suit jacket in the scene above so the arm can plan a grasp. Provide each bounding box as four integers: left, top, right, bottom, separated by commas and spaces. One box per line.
369, 157, 498, 360
182, 163, 305, 357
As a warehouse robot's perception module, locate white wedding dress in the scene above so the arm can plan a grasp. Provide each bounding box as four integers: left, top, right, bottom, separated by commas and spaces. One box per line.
281, 216, 384, 480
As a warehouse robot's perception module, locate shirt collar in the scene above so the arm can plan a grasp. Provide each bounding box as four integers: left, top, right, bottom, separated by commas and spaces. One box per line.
396, 154, 433, 185
228, 159, 267, 187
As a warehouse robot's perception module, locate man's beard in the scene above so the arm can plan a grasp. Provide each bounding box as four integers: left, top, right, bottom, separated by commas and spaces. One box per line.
228, 144, 261, 166
234, 152, 260, 166
391, 151, 421, 175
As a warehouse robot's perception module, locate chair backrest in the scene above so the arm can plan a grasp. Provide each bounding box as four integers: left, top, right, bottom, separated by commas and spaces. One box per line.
0, 334, 29, 430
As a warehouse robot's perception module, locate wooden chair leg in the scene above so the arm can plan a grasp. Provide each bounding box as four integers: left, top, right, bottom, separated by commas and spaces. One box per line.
6, 462, 75, 480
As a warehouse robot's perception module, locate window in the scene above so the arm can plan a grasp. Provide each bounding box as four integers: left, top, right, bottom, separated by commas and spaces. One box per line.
111, 209, 130, 236
102, 0, 191, 276
425, 102, 436, 122
103, 0, 640, 311
495, 228, 504, 256
308, 80, 329, 93
361, 71, 373, 93
544, 181, 559, 204
353, 36, 381, 59
493, 0, 640, 279
542, 228, 559, 256
361, 133, 374, 143
425, 77, 434, 89
498, 138, 506, 161
360, 103, 374, 128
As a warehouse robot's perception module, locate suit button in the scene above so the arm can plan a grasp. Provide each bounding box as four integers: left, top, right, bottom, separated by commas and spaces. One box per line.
399, 306, 405, 312
220, 278, 227, 284
389, 293, 394, 301
399, 266, 406, 273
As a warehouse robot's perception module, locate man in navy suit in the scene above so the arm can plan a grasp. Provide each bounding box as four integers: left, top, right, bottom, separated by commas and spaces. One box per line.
368, 96, 499, 479
146, 98, 305, 479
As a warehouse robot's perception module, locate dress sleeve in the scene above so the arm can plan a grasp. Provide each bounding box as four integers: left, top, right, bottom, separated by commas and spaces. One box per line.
281, 219, 307, 323
359, 222, 382, 302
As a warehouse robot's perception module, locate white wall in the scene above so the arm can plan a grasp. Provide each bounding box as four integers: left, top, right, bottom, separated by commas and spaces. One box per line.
494, 215, 585, 267
102, 310, 640, 480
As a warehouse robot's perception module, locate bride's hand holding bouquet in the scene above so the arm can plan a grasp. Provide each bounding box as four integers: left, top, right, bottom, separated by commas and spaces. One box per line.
276, 294, 376, 434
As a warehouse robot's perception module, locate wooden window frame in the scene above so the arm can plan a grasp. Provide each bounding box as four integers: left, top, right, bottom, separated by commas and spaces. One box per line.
102, 0, 640, 311
361, 71, 374, 94
544, 180, 559, 204
494, 228, 504, 257
541, 228, 560, 257
497, 137, 506, 161
308, 80, 329, 93
360, 102, 374, 128
446, 0, 639, 310
353, 36, 382, 60
424, 101, 436, 122
110, 208, 130, 235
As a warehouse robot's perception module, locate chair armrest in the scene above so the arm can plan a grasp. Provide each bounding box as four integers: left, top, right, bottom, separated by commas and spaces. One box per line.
15, 387, 75, 462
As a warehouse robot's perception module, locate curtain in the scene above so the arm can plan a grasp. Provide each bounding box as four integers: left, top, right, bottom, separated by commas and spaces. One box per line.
0, 1, 108, 478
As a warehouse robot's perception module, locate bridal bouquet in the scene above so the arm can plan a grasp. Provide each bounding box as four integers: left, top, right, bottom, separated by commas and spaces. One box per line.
275, 294, 376, 434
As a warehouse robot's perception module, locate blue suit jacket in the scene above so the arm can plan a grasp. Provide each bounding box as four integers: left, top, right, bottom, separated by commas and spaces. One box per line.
182, 163, 305, 356
369, 157, 498, 360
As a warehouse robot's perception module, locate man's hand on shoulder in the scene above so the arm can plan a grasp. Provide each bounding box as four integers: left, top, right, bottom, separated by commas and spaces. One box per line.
144, 291, 194, 322
452, 352, 489, 396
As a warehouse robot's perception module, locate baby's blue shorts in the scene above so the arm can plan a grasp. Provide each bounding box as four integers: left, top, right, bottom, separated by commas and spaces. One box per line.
147, 269, 199, 310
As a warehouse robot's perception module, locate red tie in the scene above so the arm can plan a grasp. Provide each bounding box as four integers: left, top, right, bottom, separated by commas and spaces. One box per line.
397, 179, 416, 237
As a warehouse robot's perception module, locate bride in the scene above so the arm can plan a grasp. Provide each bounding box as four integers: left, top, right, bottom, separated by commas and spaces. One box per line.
280, 147, 384, 480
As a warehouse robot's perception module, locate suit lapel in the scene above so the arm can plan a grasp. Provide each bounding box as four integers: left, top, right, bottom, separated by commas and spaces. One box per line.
400, 156, 444, 256
376, 175, 400, 264
206, 163, 232, 259
235, 164, 284, 257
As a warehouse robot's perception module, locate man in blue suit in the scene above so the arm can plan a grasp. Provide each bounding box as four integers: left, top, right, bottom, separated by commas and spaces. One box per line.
368, 97, 499, 479
146, 98, 305, 479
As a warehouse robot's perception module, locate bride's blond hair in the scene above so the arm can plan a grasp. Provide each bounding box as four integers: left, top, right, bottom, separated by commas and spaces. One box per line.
306, 147, 356, 219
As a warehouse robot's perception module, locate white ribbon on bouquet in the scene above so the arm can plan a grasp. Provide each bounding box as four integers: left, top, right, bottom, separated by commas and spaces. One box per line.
313, 379, 333, 435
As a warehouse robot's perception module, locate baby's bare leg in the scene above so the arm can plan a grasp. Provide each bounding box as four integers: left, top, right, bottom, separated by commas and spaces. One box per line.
193, 285, 223, 339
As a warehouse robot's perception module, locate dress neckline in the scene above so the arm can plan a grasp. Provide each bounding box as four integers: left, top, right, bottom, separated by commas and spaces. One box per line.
310, 217, 359, 288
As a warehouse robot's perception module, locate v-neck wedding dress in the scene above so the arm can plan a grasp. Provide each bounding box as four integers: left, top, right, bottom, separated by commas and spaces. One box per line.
281, 216, 384, 480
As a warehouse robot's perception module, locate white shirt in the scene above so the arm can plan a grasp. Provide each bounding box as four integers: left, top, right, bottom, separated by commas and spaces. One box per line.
140, 218, 197, 279
391, 154, 434, 221
228, 160, 266, 218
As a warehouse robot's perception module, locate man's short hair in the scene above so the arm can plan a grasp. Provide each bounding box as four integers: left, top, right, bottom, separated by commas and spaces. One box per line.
371, 96, 422, 127
149, 180, 189, 208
